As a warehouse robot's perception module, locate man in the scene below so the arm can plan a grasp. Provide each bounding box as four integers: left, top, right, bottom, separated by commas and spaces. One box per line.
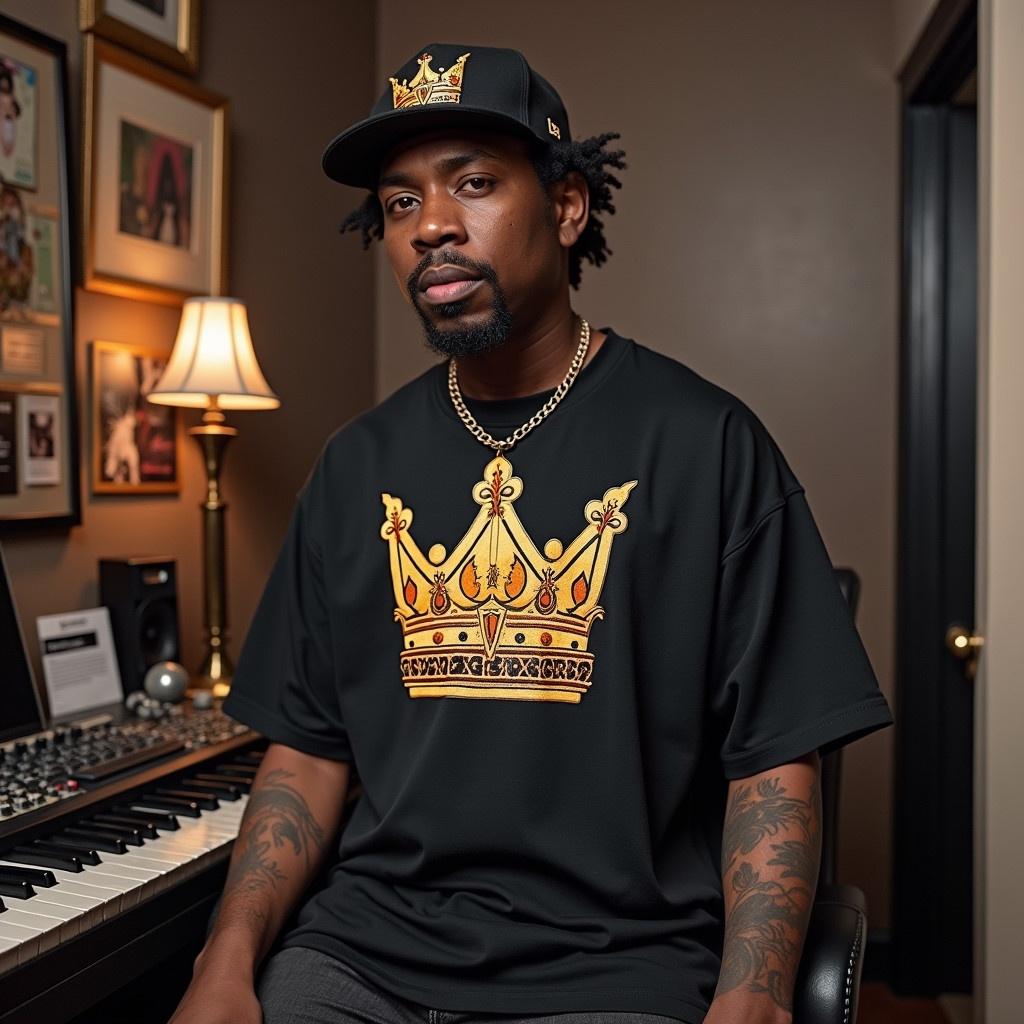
170, 44, 893, 1024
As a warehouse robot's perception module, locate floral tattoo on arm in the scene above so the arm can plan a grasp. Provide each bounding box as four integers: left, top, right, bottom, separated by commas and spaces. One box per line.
716, 771, 822, 1011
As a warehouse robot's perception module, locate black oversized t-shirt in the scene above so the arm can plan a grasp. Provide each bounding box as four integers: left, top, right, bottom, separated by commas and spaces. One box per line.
222, 327, 893, 1022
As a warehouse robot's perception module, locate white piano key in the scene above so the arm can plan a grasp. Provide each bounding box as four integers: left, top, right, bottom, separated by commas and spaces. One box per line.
0, 934, 20, 975
0, 919, 42, 965
0, 898, 84, 941
0, 906, 63, 952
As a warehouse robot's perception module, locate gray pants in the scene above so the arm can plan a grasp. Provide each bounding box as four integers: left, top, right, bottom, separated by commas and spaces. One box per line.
255, 946, 690, 1024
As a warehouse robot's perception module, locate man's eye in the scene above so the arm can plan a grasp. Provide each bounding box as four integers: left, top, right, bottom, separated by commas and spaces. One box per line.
462, 177, 491, 192
387, 196, 417, 213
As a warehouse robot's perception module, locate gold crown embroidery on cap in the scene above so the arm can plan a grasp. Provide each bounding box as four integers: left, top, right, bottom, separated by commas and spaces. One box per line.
390, 52, 471, 110
380, 455, 637, 703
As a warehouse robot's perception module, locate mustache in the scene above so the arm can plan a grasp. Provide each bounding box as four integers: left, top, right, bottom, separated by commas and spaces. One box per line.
405, 249, 499, 298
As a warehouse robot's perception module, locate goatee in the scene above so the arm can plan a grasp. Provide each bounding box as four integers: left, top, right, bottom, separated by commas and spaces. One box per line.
407, 249, 513, 359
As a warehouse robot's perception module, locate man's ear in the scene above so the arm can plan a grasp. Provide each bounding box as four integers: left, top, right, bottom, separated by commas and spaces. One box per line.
551, 170, 589, 250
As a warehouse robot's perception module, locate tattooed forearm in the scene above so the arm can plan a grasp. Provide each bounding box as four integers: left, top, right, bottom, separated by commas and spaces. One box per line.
715, 761, 822, 1013
223, 767, 327, 899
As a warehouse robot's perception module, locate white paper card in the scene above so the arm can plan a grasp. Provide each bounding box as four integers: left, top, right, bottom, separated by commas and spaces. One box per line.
36, 607, 123, 717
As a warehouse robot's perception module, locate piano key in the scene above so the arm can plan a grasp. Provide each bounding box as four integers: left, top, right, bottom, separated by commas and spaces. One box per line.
7, 846, 85, 872
0, 897, 84, 941
0, 865, 56, 888
0, 919, 46, 965
217, 764, 258, 777
91, 814, 159, 838
155, 789, 220, 810
0, 905, 65, 951
181, 778, 242, 800
130, 796, 201, 817
0, 932, 24, 973
194, 772, 251, 788
0, 880, 33, 899
80, 819, 148, 844
35, 840, 102, 865
110, 806, 180, 830
59, 830, 129, 854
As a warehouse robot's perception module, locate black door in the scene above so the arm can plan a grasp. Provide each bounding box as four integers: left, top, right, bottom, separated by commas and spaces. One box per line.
893, 2, 977, 997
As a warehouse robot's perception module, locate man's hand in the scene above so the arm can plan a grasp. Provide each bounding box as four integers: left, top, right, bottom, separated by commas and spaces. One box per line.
711, 750, 821, 1019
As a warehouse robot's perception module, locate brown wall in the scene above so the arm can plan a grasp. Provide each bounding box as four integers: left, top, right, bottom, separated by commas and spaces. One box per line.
1, 1, 376, 695
374, 1, 900, 928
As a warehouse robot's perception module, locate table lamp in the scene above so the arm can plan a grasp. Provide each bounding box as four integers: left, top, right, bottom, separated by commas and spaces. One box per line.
148, 296, 280, 697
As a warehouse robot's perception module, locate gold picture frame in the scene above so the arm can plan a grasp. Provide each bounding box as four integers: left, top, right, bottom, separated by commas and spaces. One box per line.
80, 0, 200, 76
82, 35, 228, 306
90, 338, 181, 495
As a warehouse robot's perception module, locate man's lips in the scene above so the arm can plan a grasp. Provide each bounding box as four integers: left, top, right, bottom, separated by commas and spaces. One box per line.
417, 265, 484, 304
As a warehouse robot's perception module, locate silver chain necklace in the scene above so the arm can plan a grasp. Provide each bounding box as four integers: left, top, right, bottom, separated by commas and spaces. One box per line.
447, 317, 591, 456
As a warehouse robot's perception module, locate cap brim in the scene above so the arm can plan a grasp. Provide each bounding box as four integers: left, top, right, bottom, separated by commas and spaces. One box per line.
321, 106, 540, 189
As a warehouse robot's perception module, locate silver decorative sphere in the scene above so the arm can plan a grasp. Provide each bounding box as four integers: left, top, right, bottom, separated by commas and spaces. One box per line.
143, 660, 189, 703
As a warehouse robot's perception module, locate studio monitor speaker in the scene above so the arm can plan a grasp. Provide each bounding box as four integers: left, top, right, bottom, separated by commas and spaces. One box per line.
100, 556, 181, 693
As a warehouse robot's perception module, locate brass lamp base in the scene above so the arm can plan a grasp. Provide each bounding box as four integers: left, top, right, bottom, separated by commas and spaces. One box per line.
189, 402, 237, 696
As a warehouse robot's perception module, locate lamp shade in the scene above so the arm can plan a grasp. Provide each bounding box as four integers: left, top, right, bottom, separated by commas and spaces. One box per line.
148, 296, 281, 411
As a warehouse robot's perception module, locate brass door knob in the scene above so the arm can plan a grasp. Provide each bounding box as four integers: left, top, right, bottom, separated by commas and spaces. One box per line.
945, 624, 984, 680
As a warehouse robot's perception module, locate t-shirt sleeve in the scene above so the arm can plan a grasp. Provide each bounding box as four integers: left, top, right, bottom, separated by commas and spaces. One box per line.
222, 456, 354, 763
708, 408, 894, 780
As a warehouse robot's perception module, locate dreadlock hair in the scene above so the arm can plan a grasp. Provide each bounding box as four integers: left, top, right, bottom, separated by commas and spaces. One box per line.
338, 131, 626, 289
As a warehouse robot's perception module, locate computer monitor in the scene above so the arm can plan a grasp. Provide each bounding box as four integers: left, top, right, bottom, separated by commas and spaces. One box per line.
0, 540, 44, 742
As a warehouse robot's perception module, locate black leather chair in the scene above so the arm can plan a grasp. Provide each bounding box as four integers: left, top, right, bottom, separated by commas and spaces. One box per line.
791, 566, 869, 1024
210, 566, 872, 1023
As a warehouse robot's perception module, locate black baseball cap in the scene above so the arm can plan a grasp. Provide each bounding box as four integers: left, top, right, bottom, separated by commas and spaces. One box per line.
321, 44, 571, 190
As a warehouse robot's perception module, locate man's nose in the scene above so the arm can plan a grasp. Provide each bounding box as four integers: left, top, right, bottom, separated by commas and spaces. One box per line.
412, 188, 467, 251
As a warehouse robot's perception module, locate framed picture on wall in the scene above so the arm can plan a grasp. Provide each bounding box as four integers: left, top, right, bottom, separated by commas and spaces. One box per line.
90, 338, 181, 495
83, 35, 228, 306
80, 0, 200, 76
0, 14, 80, 531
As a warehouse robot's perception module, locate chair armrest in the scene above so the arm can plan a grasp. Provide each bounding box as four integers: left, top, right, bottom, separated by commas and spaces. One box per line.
793, 882, 867, 1024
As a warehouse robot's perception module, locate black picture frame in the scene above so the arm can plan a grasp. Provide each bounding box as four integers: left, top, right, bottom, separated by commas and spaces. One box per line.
0, 13, 81, 531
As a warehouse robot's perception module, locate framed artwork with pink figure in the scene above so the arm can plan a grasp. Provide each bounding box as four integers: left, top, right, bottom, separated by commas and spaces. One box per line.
83, 35, 227, 306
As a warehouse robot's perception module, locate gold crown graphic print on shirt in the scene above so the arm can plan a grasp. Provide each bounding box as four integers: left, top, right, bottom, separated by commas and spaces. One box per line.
380, 455, 637, 703
390, 52, 470, 109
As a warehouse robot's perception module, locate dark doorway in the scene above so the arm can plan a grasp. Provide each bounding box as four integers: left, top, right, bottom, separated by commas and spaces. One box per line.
892, 0, 978, 1001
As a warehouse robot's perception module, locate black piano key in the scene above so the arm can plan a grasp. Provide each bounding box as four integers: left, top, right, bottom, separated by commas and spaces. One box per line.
92, 814, 159, 838
111, 805, 180, 830
155, 789, 219, 810
0, 879, 34, 899
233, 751, 264, 764
181, 778, 241, 800
0, 897, 5, 911
131, 795, 201, 818
36, 840, 102, 865
61, 828, 130, 853
195, 773, 251, 789
8, 845, 85, 871
216, 763, 257, 776
83, 818, 148, 843
0, 864, 57, 888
